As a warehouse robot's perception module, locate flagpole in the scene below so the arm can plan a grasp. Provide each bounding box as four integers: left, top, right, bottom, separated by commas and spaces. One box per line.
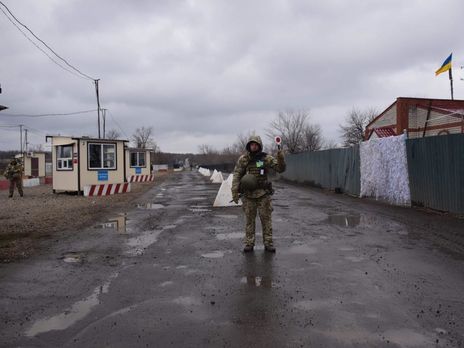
449, 68, 454, 100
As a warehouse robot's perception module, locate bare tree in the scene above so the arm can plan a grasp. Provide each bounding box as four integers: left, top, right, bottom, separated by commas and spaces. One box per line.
106, 129, 121, 140
233, 130, 258, 153
198, 144, 217, 155
322, 139, 339, 150
132, 126, 155, 149
339, 107, 378, 146
28, 144, 44, 152
267, 110, 323, 153
302, 124, 323, 152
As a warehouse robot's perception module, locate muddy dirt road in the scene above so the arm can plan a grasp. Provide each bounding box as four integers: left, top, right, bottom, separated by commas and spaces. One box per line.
1, 171, 463, 347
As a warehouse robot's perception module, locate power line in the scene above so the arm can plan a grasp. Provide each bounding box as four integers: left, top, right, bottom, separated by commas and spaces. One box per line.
107, 110, 129, 139
0, 6, 87, 80
23, 126, 46, 136
0, 109, 98, 118
0, 1, 95, 81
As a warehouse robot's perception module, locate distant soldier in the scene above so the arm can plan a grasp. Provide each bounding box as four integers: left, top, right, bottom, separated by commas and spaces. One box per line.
3, 159, 24, 198
231, 135, 286, 253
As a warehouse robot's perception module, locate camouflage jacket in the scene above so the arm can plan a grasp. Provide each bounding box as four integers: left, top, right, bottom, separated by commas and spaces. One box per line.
3, 162, 23, 180
232, 150, 286, 199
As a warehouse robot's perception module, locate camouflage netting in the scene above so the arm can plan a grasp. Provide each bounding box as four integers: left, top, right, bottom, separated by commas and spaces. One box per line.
360, 134, 411, 206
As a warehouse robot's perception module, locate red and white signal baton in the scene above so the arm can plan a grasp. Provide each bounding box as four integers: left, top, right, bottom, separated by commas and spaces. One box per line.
274, 136, 282, 150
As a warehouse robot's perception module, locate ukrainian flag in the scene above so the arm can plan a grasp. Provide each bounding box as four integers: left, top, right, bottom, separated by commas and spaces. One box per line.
435, 53, 452, 76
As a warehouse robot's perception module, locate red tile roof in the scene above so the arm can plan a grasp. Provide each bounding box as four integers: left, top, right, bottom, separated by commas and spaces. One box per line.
370, 127, 396, 139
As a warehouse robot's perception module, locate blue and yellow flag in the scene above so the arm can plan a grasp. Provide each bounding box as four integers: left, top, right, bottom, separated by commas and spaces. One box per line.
435, 53, 452, 76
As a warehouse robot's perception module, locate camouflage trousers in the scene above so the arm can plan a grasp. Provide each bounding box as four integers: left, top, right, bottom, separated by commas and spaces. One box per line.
242, 195, 273, 247
9, 178, 23, 197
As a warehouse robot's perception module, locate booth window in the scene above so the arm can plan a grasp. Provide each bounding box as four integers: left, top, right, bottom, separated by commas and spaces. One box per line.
88, 143, 116, 169
56, 145, 73, 170
130, 152, 146, 167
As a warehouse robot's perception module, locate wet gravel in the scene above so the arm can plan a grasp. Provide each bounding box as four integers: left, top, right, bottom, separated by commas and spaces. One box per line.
1, 170, 463, 347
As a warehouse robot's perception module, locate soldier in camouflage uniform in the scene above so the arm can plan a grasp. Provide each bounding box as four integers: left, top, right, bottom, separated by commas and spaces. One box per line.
3, 159, 24, 198
231, 135, 286, 252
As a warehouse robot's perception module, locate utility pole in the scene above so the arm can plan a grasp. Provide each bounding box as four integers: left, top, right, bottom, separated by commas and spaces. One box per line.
24, 128, 28, 165
102, 108, 107, 139
25, 128, 28, 153
19, 124, 23, 154
94, 79, 101, 138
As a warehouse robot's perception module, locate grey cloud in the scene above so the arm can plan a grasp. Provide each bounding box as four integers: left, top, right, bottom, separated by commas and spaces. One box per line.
1, 0, 463, 152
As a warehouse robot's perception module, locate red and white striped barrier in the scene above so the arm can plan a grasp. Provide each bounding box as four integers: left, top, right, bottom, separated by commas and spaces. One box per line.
129, 174, 155, 183
83, 183, 131, 197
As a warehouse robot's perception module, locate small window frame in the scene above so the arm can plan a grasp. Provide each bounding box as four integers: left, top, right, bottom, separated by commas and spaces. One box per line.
56, 144, 74, 171
88, 143, 117, 170
130, 151, 146, 168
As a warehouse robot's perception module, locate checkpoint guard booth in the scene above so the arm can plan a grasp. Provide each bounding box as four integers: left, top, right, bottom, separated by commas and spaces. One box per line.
125, 148, 154, 182
15, 152, 46, 178
46, 136, 130, 196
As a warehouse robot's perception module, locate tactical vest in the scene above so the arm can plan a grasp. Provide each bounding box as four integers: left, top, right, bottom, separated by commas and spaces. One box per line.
246, 152, 268, 189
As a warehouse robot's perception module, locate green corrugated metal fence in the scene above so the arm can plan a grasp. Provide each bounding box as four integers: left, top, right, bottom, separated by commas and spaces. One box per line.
280, 146, 360, 196
407, 134, 464, 214
281, 134, 464, 214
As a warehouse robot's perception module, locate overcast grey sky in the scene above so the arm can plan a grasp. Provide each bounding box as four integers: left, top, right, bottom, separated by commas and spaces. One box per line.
1, 0, 463, 153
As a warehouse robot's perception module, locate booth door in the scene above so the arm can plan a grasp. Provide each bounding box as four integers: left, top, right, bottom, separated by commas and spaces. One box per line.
31, 158, 39, 177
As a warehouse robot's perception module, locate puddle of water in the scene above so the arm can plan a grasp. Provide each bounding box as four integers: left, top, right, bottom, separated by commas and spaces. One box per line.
163, 225, 177, 230
325, 214, 360, 227
185, 197, 208, 201
214, 214, 238, 219
338, 246, 355, 251
126, 230, 163, 256
26, 273, 118, 337
365, 313, 380, 319
95, 216, 128, 233
205, 226, 227, 231
286, 244, 317, 254
216, 232, 243, 240
201, 251, 225, 258
344, 256, 364, 263
241, 276, 274, 288
167, 204, 188, 210
294, 298, 339, 311
160, 281, 174, 287
382, 328, 430, 346
172, 296, 202, 306
137, 203, 165, 210
189, 208, 212, 213
62, 252, 85, 264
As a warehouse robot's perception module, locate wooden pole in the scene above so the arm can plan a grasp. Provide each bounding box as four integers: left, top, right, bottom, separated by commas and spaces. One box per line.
102, 108, 106, 139
19, 124, 23, 154
422, 100, 433, 138
94, 79, 101, 138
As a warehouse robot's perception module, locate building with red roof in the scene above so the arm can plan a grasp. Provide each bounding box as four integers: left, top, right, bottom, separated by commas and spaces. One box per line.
365, 97, 464, 140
